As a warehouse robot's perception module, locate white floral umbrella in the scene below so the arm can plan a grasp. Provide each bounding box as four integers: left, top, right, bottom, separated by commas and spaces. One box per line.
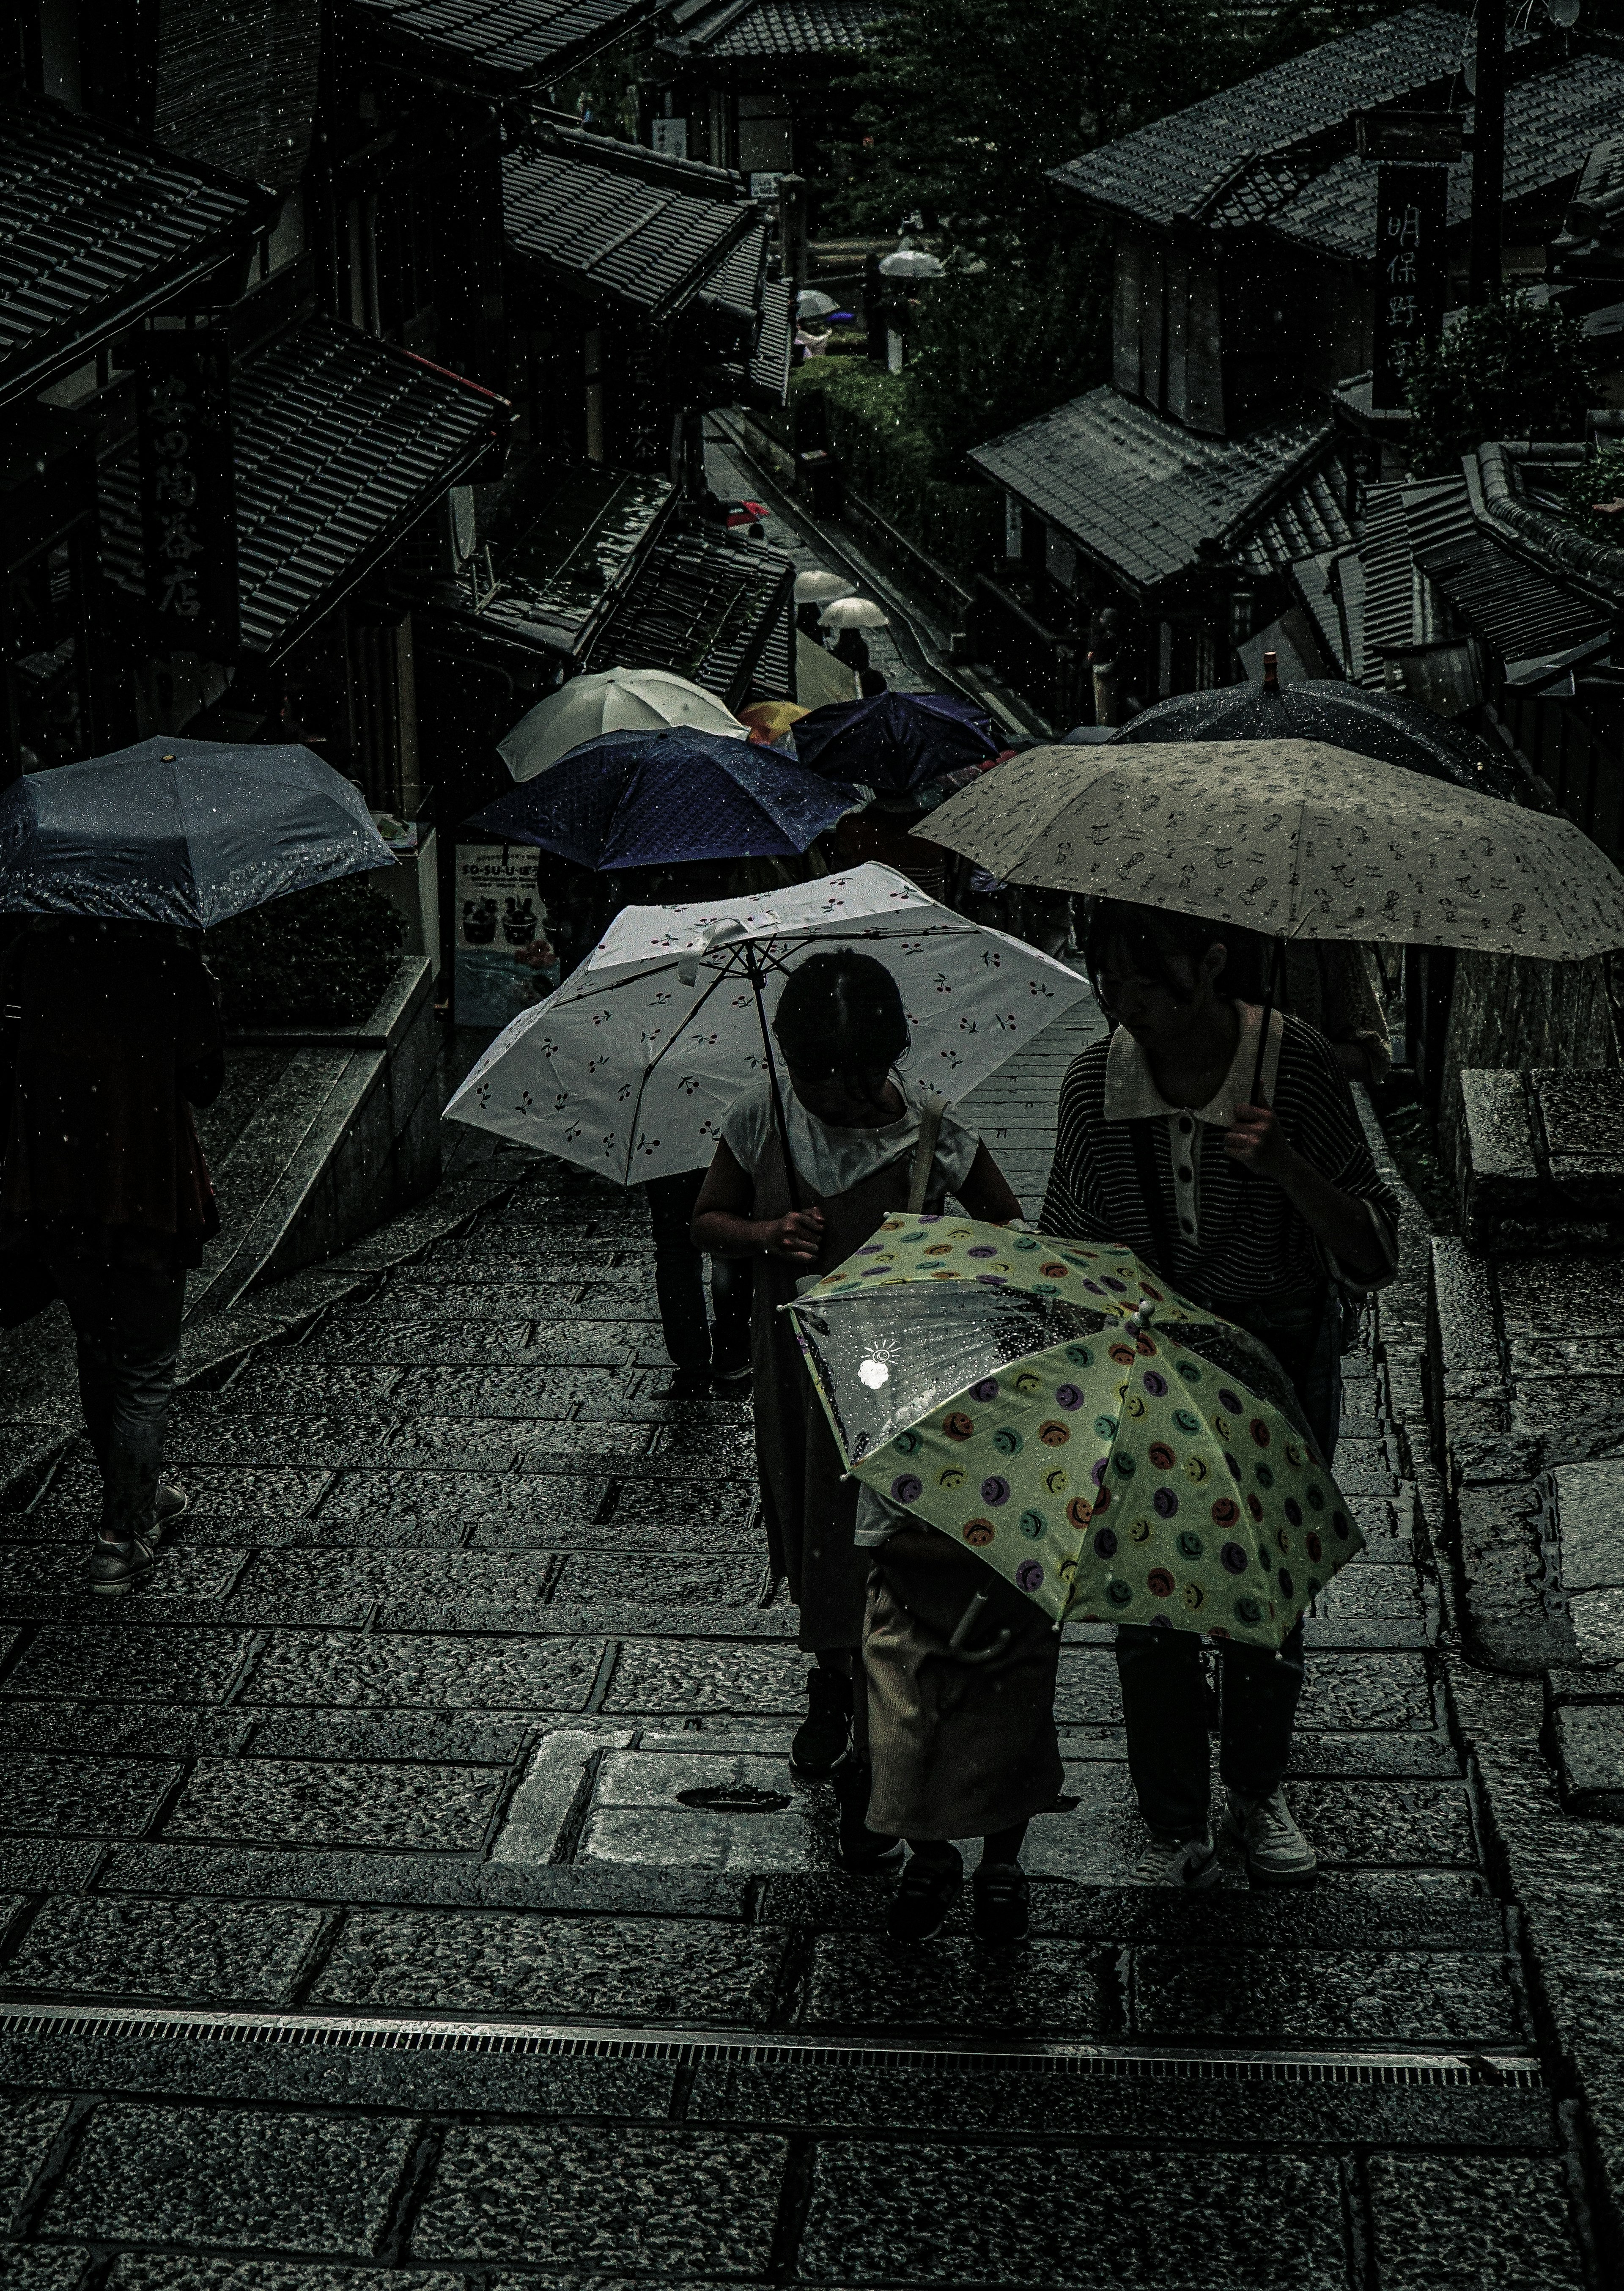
443, 863, 1092, 1183
499, 667, 748, 784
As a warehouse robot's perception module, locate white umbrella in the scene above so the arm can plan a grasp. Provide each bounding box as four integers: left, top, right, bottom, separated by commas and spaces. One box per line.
795, 568, 857, 604
499, 667, 748, 784
880, 247, 946, 279
820, 596, 890, 630
443, 863, 1091, 1183
798, 288, 839, 318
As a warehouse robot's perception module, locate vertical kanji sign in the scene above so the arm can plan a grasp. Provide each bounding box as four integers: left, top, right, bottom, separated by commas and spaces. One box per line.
1372, 163, 1449, 412
137, 329, 239, 654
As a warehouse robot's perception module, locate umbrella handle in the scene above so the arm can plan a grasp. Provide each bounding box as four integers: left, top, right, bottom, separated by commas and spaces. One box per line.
946, 1588, 1013, 1666
746, 946, 803, 1214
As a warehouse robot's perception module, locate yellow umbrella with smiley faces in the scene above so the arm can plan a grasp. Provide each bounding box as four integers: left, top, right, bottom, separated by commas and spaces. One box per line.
786, 1211, 1365, 1652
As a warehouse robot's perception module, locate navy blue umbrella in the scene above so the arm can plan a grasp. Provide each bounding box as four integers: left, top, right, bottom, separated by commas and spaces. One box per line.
0, 736, 395, 928
792, 691, 999, 796
1109, 680, 1521, 799
468, 728, 865, 868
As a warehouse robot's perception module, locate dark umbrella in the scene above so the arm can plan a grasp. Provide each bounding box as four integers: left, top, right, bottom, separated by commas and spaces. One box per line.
1108, 679, 1521, 800
466, 728, 864, 870
792, 691, 999, 797
0, 736, 394, 928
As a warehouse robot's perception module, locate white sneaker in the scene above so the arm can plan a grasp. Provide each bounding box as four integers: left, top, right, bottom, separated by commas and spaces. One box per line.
1130, 1830, 1221, 1889
1221, 1785, 1318, 1885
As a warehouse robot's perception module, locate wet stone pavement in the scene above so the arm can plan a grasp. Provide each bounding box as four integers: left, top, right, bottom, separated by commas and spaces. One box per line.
0, 993, 1604, 2286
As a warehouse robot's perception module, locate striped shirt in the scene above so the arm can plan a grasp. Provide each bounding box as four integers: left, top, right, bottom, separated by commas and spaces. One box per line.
1040, 1013, 1398, 1306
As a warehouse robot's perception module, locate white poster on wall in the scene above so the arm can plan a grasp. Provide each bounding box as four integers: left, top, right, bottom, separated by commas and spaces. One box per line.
454, 842, 559, 1027
650, 117, 689, 158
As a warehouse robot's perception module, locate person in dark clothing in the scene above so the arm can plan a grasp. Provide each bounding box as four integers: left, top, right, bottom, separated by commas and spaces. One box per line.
0, 919, 224, 1595
646, 1167, 753, 1399
1041, 900, 1398, 1889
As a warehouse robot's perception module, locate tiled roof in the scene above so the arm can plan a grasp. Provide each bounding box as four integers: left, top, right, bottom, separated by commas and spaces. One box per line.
1551, 133, 1624, 284
504, 128, 756, 320
1243, 462, 1356, 576
1415, 525, 1611, 669
100, 318, 507, 657
0, 101, 268, 412
1270, 51, 1624, 261
1050, 6, 1529, 231
351, 0, 653, 92
673, 0, 883, 58
749, 276, 795, 407
1357, 476, 1476, 681
968, 385, 1335, 596
699, 223, 767, 327
589, 522, 794, 705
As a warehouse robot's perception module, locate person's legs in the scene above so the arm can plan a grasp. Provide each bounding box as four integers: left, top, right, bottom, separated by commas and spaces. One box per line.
973, 1819, 1031, 1941
644, 1171, 711, 1383
1216, 1619, 1316, 1883
1116, 1623, 1222, 1886
709, 1248, 753, 1381
50, 1250, 186, 1591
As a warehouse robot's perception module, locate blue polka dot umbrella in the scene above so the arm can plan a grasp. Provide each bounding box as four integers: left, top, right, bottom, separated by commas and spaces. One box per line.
787, 1212, 1364, 1651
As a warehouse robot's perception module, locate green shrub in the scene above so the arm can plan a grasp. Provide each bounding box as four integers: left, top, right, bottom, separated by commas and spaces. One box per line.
1565, 443, 1624, 542
790, 360, 999, 569
1404, 294, 1600, 476
207, 874, 405, 1028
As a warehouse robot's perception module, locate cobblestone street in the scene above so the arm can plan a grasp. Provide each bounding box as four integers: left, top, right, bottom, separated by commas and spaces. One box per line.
0, 993, 1602, 2286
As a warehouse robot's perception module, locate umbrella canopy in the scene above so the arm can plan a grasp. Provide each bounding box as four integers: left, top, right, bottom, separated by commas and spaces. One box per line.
466, 729, 864, 873
793, 691, 1000, 798
797, 288, 839, 318
443, 862, 1090, 1181
819, 596, 890, 630
880, 247, 946, 278
789, 1212, 1364, 1650
795, 568, 857, 604
922, 737, 1624, 960
1111, 679, 1521, 800
738, 701, 809, 750
499, 667, 747, 784
0, 737, 394, 930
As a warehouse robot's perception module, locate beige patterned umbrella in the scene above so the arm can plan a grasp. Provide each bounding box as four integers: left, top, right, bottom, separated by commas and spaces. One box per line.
921, 738, 1624, 959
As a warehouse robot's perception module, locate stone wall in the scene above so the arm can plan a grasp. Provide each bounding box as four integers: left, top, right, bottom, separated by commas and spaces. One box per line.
1440, 951, 1618, 1187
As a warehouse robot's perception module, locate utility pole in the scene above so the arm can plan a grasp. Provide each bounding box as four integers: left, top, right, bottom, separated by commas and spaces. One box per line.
1468, 0, 1505, 303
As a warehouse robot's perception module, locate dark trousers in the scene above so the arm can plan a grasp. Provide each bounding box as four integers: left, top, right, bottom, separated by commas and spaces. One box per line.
644, 1170, 753, 1373
45, 1246, 187, 1541
1116, 1289, 1342, 1838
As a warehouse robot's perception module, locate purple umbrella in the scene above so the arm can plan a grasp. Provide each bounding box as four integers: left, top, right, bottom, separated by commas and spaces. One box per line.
792, 691, 999, 797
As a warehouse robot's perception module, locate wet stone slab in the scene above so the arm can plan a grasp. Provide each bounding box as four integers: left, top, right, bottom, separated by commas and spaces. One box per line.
3, 1753, 181, 1838
163, 1757, 505, 1852
243, 1630, 603, 1711
0, 2091, 70, 2217
1366, 2153, 1584, 2287
2, 1543, 245, 1605
1126, 1945, 1521, 2043
44, 2101, 411, 2255
603, 1640, 807, 1714
1288, 1779, 1477, 1865
5, 2252, 89, 2291
390, 1365, 650, 1418
411, 2123, 786, 2273
801, 1934, 1105, 2035
550, 1554, 765, 1607
312, 1907, 788, 2022
302, 1317, 539, 1364
0, 1626, 252, 1704
796, 2142, 1347, 2286
7, 1893, 324, 2005
231, 1551, 559, 1609
316, 1472, 609, 1531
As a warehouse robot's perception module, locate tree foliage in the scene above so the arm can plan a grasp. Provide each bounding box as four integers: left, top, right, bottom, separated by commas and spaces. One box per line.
1565, 443, 1624, 543
903, 244, 1109, 460
1404, 294, 1601, 476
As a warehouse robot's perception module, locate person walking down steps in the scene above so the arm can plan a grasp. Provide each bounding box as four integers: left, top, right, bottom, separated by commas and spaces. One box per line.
690, 950, 1023, 1804
1043, 900, 1398, 1890
0, 919, 223, 1595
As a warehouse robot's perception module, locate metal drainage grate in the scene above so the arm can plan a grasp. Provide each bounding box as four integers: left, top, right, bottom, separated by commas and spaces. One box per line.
0, 2004, 1544, 2089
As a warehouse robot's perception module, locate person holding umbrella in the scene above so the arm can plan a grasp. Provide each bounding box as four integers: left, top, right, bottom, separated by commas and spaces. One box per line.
690, 950, 1024, 1797
1042, 899, 1399, 1887
0, 734, 395, 1595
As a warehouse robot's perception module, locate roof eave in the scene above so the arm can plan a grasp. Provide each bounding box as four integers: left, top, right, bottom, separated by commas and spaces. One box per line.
360, 0, 656, 97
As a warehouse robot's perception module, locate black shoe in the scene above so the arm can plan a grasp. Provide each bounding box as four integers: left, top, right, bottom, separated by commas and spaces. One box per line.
88, 1533, 157, 1598
790, 1668, 852, 1779
887, 1846, 964, 1944
973, 1860, 1030, 1943
664, 1368, 712, 1402
154, 1483, 188, 1532
710, 1355, 752, 1393
830, 1753, 903, 1873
